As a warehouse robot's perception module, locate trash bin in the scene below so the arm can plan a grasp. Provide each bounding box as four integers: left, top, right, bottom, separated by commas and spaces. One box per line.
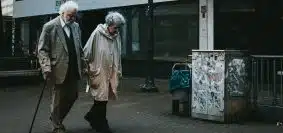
169, 63, 192, 116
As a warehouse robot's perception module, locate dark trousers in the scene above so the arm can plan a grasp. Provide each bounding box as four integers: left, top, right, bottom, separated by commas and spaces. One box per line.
85, 100, 109, 131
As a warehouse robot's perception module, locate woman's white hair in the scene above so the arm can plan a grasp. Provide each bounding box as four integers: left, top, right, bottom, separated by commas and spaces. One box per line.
105, 11, 126, 26
59, 1, 79, 15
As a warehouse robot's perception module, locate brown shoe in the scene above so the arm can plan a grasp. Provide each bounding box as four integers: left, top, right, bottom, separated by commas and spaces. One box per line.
50, 117, 66, 133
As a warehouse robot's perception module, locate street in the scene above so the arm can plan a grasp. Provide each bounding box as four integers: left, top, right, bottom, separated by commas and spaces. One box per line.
0, 77, 282, 133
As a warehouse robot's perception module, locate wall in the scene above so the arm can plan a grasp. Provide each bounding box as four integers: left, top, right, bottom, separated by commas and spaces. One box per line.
14, 0, 176, 18
1, 0, 13, 16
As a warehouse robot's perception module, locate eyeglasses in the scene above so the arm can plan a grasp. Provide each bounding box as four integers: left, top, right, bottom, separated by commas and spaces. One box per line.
68, 14, 77, 19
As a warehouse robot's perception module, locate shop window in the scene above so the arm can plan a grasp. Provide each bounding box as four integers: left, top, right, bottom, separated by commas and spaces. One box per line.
154, 14, 198, 61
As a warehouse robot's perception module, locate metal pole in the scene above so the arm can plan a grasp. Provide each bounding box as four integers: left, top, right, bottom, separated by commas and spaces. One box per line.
0, 0, 4, 57
12, 18, 15, 56
140, 0, 158, 92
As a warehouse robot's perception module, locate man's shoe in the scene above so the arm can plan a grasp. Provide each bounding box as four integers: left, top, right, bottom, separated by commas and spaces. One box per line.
50, 117, 66, 133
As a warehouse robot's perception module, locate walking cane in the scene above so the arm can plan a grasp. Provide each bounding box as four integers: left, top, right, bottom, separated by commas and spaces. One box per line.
28, 79, 47, 133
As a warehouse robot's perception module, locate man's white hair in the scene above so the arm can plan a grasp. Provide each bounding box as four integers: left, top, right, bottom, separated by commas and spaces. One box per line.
59, 1, 79, 15
105, 11, 126, 26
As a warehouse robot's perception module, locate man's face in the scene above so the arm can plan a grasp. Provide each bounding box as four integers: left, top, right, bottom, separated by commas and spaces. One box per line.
62, 9, 77, 25
108, 24, 120, 36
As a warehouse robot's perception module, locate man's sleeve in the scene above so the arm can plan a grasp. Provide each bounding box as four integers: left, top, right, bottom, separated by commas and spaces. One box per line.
37, 24, 51, 73
78, 24, 84, 59
118, 35, 122, 77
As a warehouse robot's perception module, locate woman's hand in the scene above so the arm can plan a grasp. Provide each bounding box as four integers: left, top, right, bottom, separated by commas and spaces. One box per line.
82, 68, 89, 75
118, 71, 122, 79
89, 72, 100, 89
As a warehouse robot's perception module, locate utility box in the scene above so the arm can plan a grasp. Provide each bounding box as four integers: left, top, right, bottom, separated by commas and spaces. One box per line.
191, 50, 249, 122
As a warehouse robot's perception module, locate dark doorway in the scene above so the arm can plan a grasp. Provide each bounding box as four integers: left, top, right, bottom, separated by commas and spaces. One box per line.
80, 10, 106, 46
214, 0, 283, 55
252, 0, 283, 55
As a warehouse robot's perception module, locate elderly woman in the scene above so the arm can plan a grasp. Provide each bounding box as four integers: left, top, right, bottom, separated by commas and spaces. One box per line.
83, 11, 125, 133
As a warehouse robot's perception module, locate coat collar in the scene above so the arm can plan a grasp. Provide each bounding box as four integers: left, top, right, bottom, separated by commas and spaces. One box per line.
97, 24, 119, 40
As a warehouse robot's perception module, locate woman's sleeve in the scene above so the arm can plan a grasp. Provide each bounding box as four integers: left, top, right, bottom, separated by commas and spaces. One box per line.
84, 31, 101, 75
83, 32, 95, 62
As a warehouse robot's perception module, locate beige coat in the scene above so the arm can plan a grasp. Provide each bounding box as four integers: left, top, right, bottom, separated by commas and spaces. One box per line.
83, 24, 122, 101
37, 16, 83, 84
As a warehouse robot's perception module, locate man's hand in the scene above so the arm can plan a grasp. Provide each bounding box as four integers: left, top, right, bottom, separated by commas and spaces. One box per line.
82, 59, 89, 75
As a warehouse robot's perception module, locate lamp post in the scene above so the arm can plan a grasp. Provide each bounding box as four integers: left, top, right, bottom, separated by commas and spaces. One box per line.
0, 0, 5, 57
140, 0, 158, 92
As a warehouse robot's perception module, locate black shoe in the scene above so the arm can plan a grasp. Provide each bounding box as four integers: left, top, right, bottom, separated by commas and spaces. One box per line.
84, 113, 107, 133
84, 113, 96, 129
99, 129, 113, 133
99, 121, 112, 133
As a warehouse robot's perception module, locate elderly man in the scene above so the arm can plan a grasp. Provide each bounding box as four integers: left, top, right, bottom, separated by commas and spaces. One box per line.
83, 11, 125, 133
37, 1, 83, 133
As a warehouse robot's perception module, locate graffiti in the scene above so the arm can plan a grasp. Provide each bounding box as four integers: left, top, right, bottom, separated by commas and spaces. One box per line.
226, 58, 248, 96
192, 51, 225, 116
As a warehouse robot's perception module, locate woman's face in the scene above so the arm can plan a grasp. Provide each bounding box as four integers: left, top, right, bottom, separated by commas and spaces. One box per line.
107, 24, 120, 36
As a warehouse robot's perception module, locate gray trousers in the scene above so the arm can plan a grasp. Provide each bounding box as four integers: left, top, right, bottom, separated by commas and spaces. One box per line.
50, 77, 78, 129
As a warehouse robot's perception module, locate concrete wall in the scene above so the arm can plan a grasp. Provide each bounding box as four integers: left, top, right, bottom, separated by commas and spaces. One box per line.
1, 0, 13, 16
14, 0, 176, 18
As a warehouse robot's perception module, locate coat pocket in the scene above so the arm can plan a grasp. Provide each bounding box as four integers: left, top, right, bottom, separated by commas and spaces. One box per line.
89, 74, 101, 89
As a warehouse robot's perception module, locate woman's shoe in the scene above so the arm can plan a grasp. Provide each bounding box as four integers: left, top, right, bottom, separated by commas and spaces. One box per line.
84, 113, 96, 129
99, 129, 113, 133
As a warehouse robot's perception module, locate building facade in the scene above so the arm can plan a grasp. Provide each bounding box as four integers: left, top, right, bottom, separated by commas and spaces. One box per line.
12, 0, 199, 58
9, 0, 283, 122
13, 0, 281, 77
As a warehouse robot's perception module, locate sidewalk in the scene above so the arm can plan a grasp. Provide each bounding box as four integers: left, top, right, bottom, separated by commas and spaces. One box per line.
0, 77, 282, 133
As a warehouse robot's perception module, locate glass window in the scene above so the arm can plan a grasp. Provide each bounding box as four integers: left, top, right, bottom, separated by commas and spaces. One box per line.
153, 3, 199, 61
121, 3, 199, 61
